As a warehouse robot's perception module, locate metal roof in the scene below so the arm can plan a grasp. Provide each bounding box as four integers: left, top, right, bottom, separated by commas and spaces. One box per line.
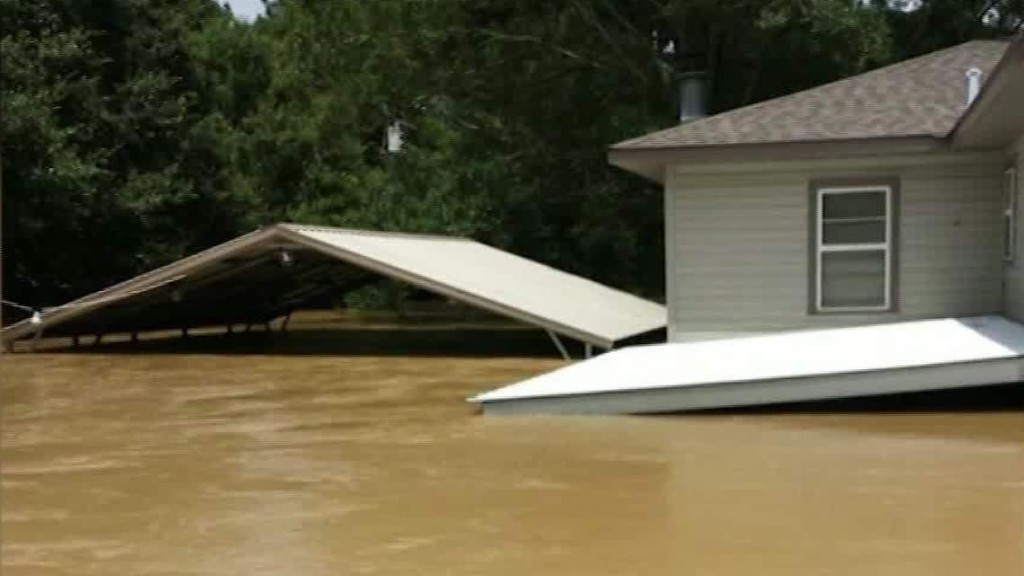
470, 316, 1024, 414
1, 224, 665, 349
612, 39, 1009, 151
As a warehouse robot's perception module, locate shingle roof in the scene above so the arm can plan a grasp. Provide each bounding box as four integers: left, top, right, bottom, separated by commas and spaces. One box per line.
612, 40, 1010, 151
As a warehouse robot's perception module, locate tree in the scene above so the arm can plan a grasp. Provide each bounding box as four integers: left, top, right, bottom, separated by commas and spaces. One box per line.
3, 0, 1018, 313
1, 0, 260, 306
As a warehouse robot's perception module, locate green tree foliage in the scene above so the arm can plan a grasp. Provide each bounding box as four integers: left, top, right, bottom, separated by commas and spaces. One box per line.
2, 0, 1020, 313
876, 0, 1022, 60
237, 1, 500, 237
1, 0, 260, 305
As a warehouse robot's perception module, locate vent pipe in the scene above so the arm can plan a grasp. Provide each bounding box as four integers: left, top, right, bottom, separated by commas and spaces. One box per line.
965, 67, 983, 107
678, 71, 707, 123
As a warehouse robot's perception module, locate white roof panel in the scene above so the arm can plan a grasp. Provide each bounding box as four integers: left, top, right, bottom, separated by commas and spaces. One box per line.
2, 224, 665, 348
471, 316, 1024, 406
280, 224, 665, 347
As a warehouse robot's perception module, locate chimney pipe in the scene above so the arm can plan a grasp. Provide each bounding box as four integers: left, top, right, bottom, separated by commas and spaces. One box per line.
678, 71, 707, 123
965, 67, 983, 107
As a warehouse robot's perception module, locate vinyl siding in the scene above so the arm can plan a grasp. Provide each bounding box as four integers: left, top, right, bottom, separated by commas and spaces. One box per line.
1005, 135, 1024, 321
666, 153, 1005, 341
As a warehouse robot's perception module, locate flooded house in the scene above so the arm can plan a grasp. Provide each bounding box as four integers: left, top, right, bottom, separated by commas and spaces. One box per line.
473, 35, 1024, 414
4, 37, 1022, 417
5, 8, 1024, 575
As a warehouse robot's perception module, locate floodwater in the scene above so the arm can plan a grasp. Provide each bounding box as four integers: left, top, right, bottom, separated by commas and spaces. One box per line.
2, 328, 1023, 575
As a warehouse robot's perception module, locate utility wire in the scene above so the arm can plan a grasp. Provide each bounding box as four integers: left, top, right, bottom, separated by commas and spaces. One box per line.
1, 299, 35, 313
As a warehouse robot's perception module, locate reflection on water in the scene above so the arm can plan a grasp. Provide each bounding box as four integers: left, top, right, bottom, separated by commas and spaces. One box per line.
2, 329, 1023, 575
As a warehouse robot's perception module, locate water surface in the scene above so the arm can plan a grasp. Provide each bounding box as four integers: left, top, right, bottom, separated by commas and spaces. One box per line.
3, 335, 1022, 575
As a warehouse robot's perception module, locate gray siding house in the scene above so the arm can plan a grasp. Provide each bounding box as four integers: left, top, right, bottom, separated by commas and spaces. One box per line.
475, 36, 1024, 415
610, 36, 1024, 343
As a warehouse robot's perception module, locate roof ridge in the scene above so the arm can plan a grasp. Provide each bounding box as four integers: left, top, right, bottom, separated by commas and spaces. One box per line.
277, 222, 474, 242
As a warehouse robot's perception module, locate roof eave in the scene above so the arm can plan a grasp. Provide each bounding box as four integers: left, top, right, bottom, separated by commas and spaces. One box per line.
608, 135, 949, 183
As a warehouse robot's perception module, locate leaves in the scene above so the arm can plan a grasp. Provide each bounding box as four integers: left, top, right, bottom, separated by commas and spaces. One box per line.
2, 0, 1018, 310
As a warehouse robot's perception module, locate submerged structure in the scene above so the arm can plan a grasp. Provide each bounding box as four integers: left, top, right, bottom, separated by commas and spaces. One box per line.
5, 37, 1023, 416
0, 224, 666, 355
475, 35, 1024, 414
471, 316, 1024, 414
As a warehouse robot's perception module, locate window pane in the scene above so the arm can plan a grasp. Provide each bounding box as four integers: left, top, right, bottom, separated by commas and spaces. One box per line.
822, 191, 886, 220
822, 220, 886, 244
821, 250, 886, 309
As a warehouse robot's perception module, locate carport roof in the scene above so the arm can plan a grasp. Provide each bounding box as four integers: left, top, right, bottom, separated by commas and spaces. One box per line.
1, 224, 665, 349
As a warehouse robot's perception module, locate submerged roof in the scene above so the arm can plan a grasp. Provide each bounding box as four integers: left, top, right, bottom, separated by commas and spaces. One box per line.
471, 316, 1024, 414
1, 224, 665, 349
613, 39, 1009, 151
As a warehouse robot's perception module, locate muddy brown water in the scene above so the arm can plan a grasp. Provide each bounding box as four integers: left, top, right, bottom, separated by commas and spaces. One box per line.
2, 326, 1023, 575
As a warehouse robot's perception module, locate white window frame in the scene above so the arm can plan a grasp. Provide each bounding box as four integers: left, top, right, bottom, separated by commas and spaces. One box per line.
815, 185, 893, 313
1004, 167, 1018, 263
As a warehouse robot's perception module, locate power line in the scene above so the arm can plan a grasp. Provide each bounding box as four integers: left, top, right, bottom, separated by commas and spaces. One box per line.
1, 299, 35, 313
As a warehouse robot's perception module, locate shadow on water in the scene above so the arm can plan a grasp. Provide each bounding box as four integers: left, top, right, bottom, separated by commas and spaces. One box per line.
655, 384, 1024, 444
31, 326, 575, 358
688, 383, 1024, 414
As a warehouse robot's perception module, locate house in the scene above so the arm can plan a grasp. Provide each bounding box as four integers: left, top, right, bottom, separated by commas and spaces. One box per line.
609, 36, 1023, 341
471, 35, 1024, 414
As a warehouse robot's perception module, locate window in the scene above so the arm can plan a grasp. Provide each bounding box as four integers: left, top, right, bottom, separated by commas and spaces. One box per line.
814, 185, 894, 312
1004, 168, 1018, 263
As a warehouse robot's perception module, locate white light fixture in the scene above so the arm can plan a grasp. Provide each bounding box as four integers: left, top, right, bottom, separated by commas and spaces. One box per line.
385, 121, 404, 153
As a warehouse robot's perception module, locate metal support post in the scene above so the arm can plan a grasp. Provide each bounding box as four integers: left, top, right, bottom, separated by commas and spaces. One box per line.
546, 330, 572, 361
31, 327, 44, 351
